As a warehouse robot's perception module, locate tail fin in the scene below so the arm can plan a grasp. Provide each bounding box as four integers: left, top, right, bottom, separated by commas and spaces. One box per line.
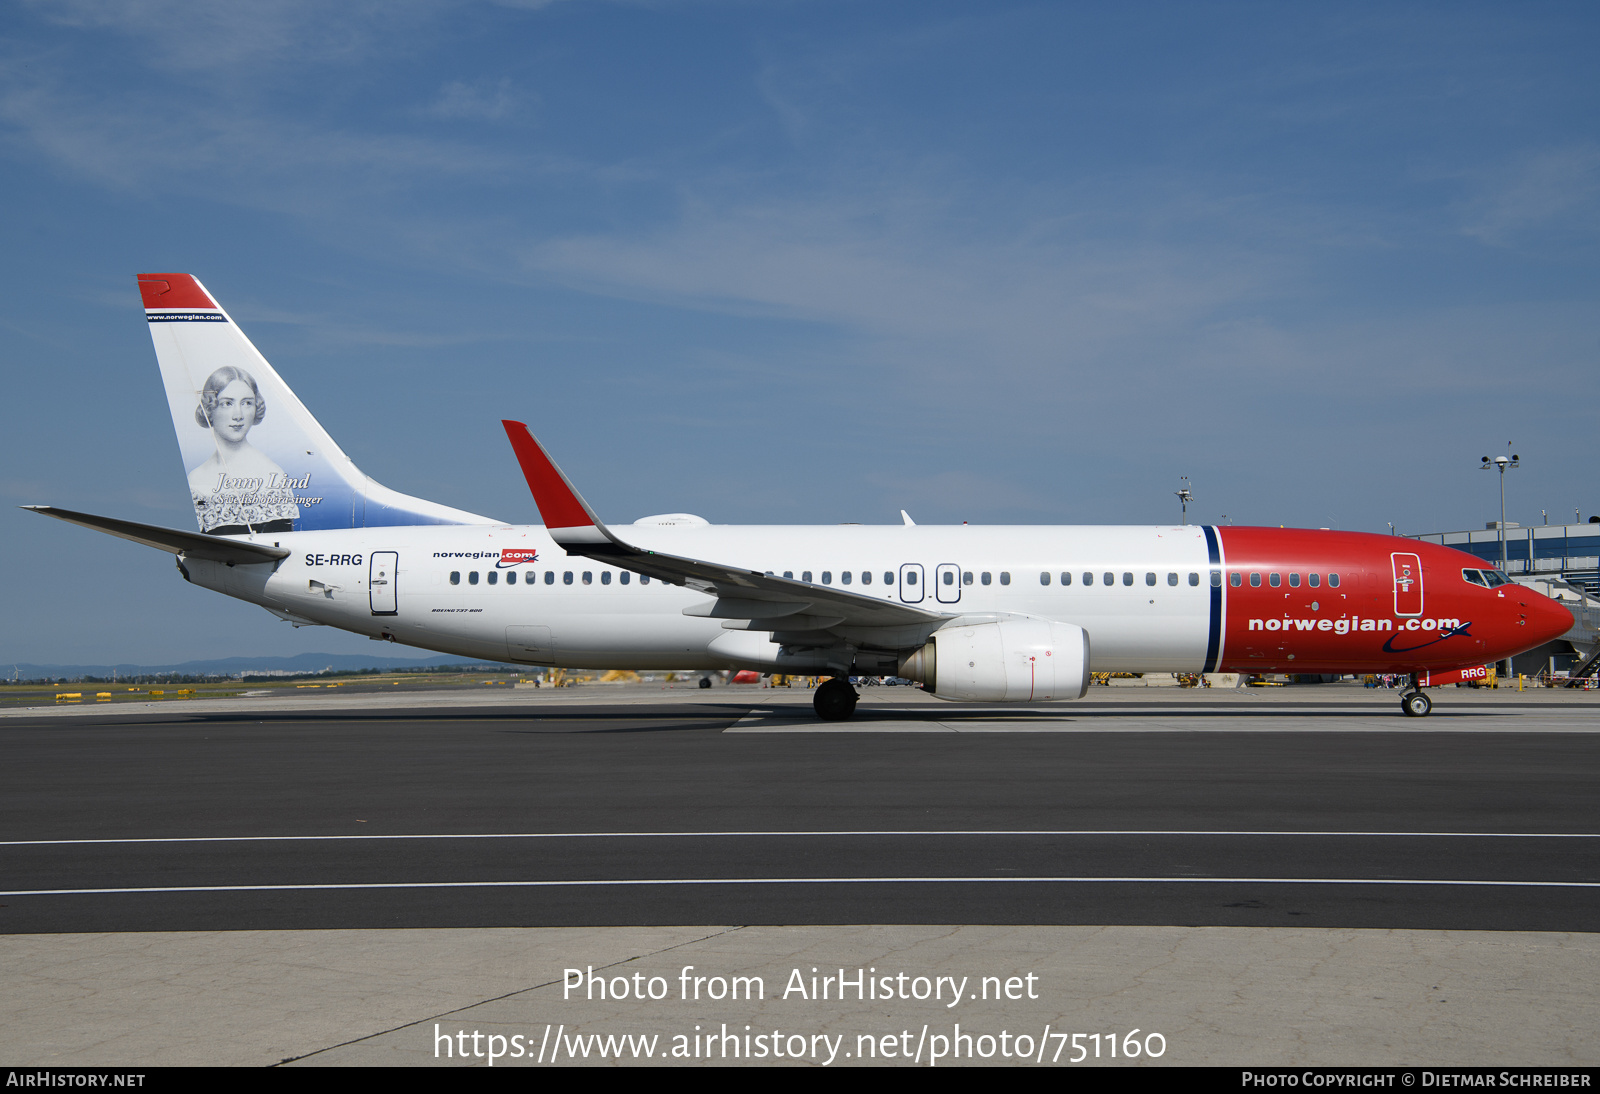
139, 274, 492, 534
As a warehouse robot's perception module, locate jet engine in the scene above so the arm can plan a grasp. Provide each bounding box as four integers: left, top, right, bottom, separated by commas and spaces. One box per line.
898, 619, 1090, 702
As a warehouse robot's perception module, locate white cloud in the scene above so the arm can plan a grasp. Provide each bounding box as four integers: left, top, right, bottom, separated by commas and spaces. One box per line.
1459, 144, 1600, 246
424, 77, 530, 122
20, 0, 450, 74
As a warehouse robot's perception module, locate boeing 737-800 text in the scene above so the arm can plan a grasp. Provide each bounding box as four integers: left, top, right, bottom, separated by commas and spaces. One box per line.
24, 274, 1573, 720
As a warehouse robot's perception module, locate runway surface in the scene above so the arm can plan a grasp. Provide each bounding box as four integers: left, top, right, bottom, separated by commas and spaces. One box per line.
2, 688, 1597, 933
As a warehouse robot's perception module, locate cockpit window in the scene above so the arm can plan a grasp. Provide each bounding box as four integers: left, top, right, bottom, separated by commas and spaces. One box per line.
1463, 568, 1512, 588
1462, 569, 1487, 587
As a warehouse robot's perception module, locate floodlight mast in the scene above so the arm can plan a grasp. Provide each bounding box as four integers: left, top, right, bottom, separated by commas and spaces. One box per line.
1479, 445, 1520, 573
1175, 477, 1193, 526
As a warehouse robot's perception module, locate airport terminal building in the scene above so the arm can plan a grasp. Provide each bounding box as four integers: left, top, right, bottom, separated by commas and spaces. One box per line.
1410, 520, 1600, 597
1409, 520, 1600, 675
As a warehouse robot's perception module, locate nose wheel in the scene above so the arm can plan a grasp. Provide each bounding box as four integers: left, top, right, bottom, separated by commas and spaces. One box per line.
1401, 689, 1432, 718
813, 677, 859, 721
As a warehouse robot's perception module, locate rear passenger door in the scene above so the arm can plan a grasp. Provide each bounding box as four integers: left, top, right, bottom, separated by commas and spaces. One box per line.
370, 551, 398, 615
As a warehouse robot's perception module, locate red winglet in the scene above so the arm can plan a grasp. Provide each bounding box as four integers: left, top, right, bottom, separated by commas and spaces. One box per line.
501, 421, 601, 532
137, 273, 219, 310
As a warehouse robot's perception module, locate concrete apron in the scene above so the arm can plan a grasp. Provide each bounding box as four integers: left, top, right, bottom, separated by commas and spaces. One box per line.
3, 925, 1594, 1066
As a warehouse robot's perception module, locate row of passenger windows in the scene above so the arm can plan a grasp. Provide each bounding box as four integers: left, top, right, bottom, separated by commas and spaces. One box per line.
779, 570, 1202, 587
1229, 571, 1341, 588
450, 570, 653, 586
448, 568, 1219, 589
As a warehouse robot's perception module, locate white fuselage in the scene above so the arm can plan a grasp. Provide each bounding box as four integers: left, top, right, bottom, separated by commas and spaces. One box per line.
188, 522, 1216, 672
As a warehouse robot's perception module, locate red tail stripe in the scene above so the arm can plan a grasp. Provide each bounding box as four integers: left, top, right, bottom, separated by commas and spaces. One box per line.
137, 273, 218, 311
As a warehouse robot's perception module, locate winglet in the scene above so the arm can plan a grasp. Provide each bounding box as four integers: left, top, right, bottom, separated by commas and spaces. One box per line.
501, 421, 614, 546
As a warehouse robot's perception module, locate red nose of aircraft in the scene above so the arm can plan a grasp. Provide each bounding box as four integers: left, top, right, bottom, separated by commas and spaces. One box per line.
1519, 585, 1576, 651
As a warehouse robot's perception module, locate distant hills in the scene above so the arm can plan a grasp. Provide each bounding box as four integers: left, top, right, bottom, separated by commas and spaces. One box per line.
3, 652, 517, 681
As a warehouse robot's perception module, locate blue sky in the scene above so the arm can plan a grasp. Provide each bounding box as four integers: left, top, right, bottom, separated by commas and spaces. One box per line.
2, 1, 1597, 664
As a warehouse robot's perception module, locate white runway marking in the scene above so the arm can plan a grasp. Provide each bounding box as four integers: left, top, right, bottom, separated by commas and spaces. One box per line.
5, 876, 1598, 897
726, 708, 1600, 733
6, 830, 1600, 846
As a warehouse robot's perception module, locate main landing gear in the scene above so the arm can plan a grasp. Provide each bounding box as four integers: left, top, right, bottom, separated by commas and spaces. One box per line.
1400, 673, 1432, 718
813, 677, 859, 721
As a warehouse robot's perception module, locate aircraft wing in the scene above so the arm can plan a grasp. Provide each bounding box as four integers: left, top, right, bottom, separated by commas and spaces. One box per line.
501, 421, 946, 631
22, 506, 292, 564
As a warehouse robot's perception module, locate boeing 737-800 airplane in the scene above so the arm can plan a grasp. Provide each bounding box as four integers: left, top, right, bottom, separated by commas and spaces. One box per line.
25, 274, 1573, 721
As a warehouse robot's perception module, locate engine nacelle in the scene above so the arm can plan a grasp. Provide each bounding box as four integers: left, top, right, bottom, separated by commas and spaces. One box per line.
899, 619, 1090, 702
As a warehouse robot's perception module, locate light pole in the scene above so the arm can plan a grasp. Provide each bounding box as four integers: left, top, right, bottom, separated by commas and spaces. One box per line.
1479, 447, 1520, 573
1175, 478, 1192, 526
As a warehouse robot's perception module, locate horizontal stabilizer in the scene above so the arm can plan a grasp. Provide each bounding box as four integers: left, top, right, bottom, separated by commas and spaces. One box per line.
22, 506, 291, 564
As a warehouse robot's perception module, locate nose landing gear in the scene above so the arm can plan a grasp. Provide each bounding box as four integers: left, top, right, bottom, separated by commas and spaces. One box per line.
1400, 673, 1432, 717
813, 677, 859, 721
1401, 690, 1432, 717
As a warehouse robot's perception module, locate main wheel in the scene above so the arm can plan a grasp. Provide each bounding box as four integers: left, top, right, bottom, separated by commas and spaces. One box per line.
813, 677, 859, 721
1401, 690, 1432, 718
698, 676, 712, 689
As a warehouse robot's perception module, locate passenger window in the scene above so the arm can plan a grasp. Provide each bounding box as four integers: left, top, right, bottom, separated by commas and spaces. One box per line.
1289, 573, 1300, 587
1061, 572, 1072, 586
822, 571, 833, 585
487, 571, 498, 585
884, 572, 894, 585
1083, 572, 1094, 586
1268, 573, 1280, 587
963, 571, 973, 585
1230, 572, 1241, 587
620, 571, 630, 585
1146, 572, 1156, 586
1103, 572, 1114, 586
506, 571, 517, 585
1308, 573, 1320, 588
863, 572, 872, 585
907, 571, 918, 585
842, 571, 852, 585
563, 571, 573, 585
783, 571, 793, 579
802, 571, 813, 583
1211, 571, 1221, 587
544, 570, 555, 585
981, 572, 992, 585
450, 571, 460, 585
1249, 573, 1261, 587
943, 571, 954, 585
468, 571, 479, 585
1189, 572, 1200, 586
582, 572, 593, 585
1122, 572, 1133, 586
1000, 572, 1011, 585
1167, 572, 1178, 586
1328, 573, 1340, 588
1040, 572, 1051, 585
601, 571, 611, 585
641, 575, 650, 585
